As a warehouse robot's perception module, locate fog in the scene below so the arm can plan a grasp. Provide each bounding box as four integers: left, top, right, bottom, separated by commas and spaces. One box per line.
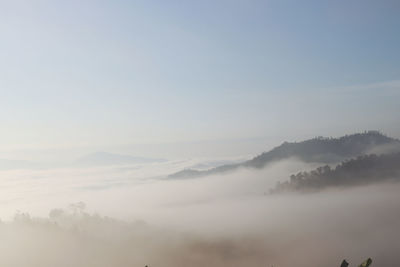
0, 159, 399, 266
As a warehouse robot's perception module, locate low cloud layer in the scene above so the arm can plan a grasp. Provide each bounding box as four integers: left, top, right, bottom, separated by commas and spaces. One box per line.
0, 159, 399, 266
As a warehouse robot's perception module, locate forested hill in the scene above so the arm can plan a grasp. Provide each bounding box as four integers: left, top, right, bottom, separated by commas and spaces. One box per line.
244, 131, 398, 167
168, 131, 400, 179
270, 152, 400, 193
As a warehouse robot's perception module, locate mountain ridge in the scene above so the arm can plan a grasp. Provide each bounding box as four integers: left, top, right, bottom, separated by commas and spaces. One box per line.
168, 131, 400, 179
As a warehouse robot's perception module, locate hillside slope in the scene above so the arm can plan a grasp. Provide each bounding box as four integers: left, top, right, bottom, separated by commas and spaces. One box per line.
168, 131, 400, 179
271, 152, 400, 193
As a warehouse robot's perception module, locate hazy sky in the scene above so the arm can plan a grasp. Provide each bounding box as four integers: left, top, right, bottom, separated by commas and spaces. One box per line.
1, 0, 400, 155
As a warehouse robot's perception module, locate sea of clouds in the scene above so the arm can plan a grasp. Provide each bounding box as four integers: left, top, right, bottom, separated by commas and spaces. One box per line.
0, 158, 399, 267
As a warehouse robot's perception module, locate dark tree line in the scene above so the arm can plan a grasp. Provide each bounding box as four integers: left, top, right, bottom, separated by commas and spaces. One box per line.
271, 152, 400, 193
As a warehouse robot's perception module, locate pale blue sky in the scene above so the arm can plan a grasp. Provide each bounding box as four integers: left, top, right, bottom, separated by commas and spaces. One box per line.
1, 0, 399, 157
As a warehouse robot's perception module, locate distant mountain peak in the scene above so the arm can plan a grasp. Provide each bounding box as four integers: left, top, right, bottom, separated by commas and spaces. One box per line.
75, 151, 165, 166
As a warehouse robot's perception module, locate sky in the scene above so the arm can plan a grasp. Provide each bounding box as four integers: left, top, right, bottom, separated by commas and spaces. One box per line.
1, 3, 400, 265
1, 0, 400, 160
